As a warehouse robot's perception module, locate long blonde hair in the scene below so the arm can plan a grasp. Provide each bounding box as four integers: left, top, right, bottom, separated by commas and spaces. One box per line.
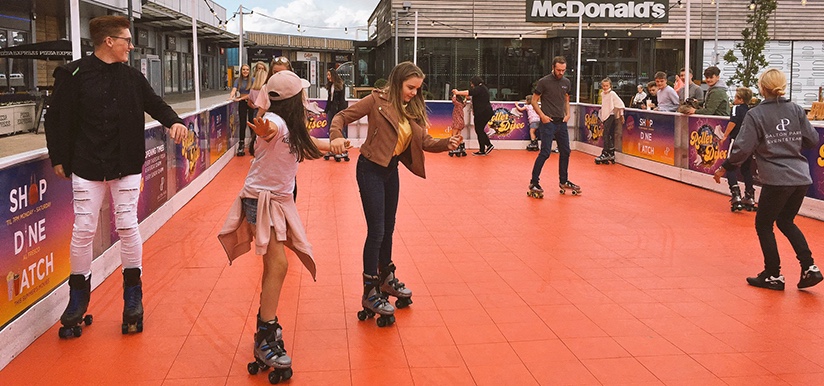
251, 67, 267, 90
758, 68, 787, 99
238, 64, 252, 91
385, 61, 428, 127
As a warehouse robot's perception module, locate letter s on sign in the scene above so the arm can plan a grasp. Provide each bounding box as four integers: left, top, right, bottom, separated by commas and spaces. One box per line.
818, 144, 824, 167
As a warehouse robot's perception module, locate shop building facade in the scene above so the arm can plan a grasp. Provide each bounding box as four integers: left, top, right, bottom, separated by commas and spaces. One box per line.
362, 0, 824, 106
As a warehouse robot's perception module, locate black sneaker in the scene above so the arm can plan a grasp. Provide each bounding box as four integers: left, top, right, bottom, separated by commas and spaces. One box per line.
798, 265, 823, 289
472, 151, 486, 156
746, 271, 785, 291
486, 144, 494, 154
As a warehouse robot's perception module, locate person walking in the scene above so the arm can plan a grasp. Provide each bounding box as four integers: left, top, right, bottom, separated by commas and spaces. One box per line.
328, 62, 462, 326
229, 64, 254, 156
713, 68, 822, 291
453, 76, 495, 155
528, 56, 581, 197
45, 15, 187, 338
594, 78, 625, 165
324, 68, 349, 160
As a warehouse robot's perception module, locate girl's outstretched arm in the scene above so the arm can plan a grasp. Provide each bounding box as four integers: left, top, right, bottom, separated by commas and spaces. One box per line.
311, 136, 351, 152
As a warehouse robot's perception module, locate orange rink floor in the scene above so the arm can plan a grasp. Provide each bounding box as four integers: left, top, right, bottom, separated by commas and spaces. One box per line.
3, 149, 824, 385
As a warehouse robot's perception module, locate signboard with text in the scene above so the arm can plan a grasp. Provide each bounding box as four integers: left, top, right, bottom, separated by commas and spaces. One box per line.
622, 110, 675, 165
526, 0, 670, 23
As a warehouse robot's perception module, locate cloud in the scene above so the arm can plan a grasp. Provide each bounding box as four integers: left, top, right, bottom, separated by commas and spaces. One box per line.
224, 0, 373, 40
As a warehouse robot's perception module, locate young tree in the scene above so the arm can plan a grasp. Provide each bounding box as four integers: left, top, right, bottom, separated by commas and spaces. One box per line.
723, 0, 777, 90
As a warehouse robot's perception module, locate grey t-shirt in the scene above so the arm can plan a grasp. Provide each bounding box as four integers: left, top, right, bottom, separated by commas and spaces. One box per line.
534, 74, 571, 119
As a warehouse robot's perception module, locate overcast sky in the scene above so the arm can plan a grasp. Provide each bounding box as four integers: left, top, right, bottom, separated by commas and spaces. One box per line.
217, 0, 380, 40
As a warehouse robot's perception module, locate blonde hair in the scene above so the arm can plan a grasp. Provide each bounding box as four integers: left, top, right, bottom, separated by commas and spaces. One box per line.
758, 68, 787, 98
735, 87, 753, 103
239, 64, 252, 91
251, 67, 267, 90
385, 61, 429, 128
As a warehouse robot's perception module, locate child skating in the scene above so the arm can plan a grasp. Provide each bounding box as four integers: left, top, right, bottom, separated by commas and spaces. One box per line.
448, 94, 467, 157
218, 70, 347, 382
515, 95, 541, 151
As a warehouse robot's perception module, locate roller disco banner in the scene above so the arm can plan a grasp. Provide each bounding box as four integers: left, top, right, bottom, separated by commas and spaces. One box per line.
687, 116, 731, 175
808, 125, 824, 200
526, 0, 669, 23
578, 105, 605, 148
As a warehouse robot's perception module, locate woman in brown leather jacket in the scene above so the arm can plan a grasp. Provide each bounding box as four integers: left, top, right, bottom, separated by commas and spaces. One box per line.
329, 62, 462, 326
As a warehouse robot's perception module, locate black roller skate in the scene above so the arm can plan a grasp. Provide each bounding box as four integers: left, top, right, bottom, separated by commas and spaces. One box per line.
237, 140, 245, 156
448, 143, 467, 157
742, 188, 757, 212
58, 274, 93, 339
527, 181, 544, 199
247, 316, 293, 384
526, 140, 539, 152
559, 180, 582, 196
379, 263, 413, 309
729, 185, 744, 212
121, 268, 144, 334
357, 274, 395, 327
334, 150, 350, 162
595, 149, 615, 164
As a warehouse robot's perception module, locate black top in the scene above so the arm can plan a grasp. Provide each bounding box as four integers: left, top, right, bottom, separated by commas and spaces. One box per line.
534, 74, 571, 119
45, 54, 184, 181
728, 103, 749, 139
324, 85, 347, 117
469, 85, 493, 115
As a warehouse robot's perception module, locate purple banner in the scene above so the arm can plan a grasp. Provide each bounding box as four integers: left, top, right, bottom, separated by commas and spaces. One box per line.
307, 100, 330, 138
0, 158, 74, 328
808, 125, 824, 200
138, 125, 169, 222
174, 115, 210, 189
622, 110, 676, 165
487, 102, 530, 140
579, 105, 605, 147
209, 105, 229, 165
687, 116, 731, 174
227, 101, 239, 148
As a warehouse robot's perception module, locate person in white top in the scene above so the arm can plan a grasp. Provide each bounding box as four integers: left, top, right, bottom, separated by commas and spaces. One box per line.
595, 78, 625, 164
631, 84, 647, 108
218, 70, 348, 382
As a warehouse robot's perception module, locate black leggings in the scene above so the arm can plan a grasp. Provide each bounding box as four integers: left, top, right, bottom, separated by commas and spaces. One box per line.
755, 184, 814, 275
474, 110, 493, 152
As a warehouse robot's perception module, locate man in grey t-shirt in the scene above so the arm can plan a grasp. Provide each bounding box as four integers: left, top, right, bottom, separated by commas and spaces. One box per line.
528, 56, 581, 197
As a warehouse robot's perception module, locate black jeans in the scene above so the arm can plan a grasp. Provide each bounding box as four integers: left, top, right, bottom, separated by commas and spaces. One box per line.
726, 157, 754, 190
602, 116, 616, 151
474, 110, 493, 152
755, 184, 813, 275
356, 155, 400, 276
531, 120, 572, 184
237, 101, 254, 143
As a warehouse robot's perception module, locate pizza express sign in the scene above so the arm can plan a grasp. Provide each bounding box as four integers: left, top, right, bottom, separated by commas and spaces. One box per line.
526, 0, 669, 23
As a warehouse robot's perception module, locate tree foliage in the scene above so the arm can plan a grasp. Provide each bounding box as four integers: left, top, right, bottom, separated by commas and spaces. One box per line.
723, 0, 777, 90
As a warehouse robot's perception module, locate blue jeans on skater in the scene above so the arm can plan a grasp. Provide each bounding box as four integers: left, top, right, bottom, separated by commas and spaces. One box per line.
531, 119, 571, 184
356, 155, 400, 276
726, 157, 754, 191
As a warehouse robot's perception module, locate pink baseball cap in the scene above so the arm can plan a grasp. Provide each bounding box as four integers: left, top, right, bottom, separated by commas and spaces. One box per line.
266, 70, 309, 101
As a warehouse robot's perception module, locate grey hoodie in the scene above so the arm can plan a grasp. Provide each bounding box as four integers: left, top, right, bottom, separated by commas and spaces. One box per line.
722, 97, 818, 186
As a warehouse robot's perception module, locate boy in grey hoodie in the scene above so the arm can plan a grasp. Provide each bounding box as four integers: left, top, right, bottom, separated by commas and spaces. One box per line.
714, 69, 821, 291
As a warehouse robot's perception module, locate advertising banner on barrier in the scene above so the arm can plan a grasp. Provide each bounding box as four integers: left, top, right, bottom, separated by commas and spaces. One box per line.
808, 125, 824, 200
622, 110, 676, 165
0, 159, 73, 328
488, 102, 530, 140
579, 105, 605, 147
427, 101, 459, 139
139, 125, 169, 222
227, 101, 239, 148
209, 105, 228, 165
175, 114, 210, 189
687, 116, 731, 175
307, 100, 330, 138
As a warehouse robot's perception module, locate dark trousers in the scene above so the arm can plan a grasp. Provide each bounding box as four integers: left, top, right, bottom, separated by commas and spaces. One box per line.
726, 157, 754, 190
356, 155, 400, 276
755, 184, 814, 275
237, 101, 254, 142
602, 116, 616, 151
474, 110, 493, 152
531, 120, 571, 184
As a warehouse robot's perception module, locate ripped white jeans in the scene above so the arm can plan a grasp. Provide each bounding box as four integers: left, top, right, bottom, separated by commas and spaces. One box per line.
70, 174, 142, 275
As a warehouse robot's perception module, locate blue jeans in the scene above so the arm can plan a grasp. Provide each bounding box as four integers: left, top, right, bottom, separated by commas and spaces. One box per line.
531, 120, 571, 184
726, 157, 754, 191
356, 155, 400, 276
241, 198, 258, 224
755, 185, 814, 275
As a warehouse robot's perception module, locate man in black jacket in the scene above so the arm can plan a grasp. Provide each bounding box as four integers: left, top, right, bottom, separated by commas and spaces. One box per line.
45, 15, 186, 338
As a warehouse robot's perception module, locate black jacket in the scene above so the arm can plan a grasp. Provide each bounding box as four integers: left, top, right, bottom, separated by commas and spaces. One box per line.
45, 54, 183, 180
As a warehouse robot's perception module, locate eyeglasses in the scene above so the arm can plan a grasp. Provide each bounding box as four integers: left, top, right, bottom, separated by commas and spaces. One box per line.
109, 36, 133, 45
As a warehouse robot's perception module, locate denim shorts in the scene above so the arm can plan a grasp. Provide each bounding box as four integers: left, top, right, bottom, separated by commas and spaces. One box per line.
241, 198, 258, 224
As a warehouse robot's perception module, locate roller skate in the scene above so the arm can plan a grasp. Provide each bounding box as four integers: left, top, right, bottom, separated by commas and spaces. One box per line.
247, 316, 293, 384
357, 274, 395, 327
121, 268, 144, 334
742, 188, 757, 212
526, 140, 539, 152
729, 185, 744, 212
559, 180, 581, 196
237, 140, 245, 156
334, 150, 350, 162
449, 143, 467, 157
58, 274, 93, 339
594, 150, 610, 165
379, 263, 413, 309
527, 181, 544, 199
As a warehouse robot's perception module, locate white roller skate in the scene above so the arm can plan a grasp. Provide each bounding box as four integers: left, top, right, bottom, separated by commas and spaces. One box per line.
357, 274, 395, 327
559, 180, 582, 196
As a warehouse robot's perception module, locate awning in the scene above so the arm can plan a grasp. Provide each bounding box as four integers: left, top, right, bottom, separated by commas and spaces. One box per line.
0, 40, 73, 60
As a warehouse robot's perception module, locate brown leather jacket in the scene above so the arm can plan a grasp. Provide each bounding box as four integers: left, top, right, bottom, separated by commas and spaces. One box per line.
330, 89, 449, 178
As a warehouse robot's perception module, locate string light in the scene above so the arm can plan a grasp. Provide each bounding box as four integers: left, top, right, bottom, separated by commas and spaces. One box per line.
627, 30, 632, 36
749, 0, 756, 10
518, 34, 523, 40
